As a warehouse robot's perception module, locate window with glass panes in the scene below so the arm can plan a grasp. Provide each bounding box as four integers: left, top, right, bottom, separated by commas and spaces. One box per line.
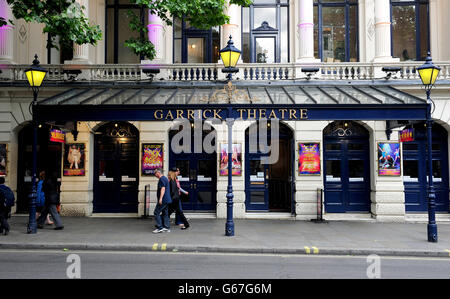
105, 0, 148, 64
391, 0, 430, 61
241, 0, 289, 63
313, 0, 358, 62
172, 18, 220, 63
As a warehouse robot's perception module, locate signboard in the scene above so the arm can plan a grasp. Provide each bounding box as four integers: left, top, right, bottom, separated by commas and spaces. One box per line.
378, 143, 401, 176
142, 144, 164, 176
399, 128, 414, 143
50, 128, 65, 143
220, 143, 242, 176
298, 143, 321, 175
63, 143, 85, 176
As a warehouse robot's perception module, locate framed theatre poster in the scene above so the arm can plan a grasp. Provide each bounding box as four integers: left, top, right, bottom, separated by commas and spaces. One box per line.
0, 144, 6, 176
142, 143, 164, 176
63, 143, 85, 176
220, 143, 242, 176
378, 142, 401, 176
298, 143, 321, 175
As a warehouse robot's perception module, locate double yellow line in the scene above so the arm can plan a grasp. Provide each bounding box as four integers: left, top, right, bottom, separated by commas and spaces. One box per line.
152, 243, 167, 251
304, 246, 319, 254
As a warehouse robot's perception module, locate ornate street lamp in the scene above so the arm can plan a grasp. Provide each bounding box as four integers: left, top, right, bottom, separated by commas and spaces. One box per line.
219, 36, 241, 236
417, 52, 440, 243
220, 35, 241, 81
25, 55, 47, 234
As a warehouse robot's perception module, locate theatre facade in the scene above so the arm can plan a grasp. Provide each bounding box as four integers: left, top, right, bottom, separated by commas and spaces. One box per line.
0, 0, 450, 222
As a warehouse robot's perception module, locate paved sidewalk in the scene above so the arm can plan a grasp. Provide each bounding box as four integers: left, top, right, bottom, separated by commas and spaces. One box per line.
1, 216, 450, 258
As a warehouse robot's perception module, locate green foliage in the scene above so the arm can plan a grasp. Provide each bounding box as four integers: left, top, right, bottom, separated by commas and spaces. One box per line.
126, 0, 252, 60
0, 17, 6, 27
6, 0, 102, 51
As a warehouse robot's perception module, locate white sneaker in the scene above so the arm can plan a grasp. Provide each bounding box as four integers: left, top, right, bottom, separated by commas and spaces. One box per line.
152, 228, 164, 234
161, 228, 171, 232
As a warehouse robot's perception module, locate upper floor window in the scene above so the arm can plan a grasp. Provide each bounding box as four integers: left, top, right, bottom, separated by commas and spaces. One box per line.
242, 0, 290, 63
106, 0, 147, 63
314, 0, 358, 62
172, 18, 220, 63
391, 0, 429, 61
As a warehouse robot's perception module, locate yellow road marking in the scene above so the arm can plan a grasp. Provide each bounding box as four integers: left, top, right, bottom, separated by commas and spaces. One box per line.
161, 243, 167, 251
304, 246, 310, 254
312, 247, 319, 254
152, 243, 158, 251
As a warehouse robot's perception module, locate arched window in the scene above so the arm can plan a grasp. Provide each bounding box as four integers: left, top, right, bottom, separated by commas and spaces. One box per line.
172, 18, 220, 63
313, 0, 358, 62
241, 0, 290, 63
391, 0, 430, 61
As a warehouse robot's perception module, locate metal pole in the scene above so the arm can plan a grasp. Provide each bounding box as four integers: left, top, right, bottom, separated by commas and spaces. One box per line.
426, 90, 438, 242
27, 91, 38, 234
225, 117, 235, 236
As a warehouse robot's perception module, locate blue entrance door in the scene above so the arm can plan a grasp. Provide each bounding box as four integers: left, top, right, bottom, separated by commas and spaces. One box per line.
169, 127, 217, 211
324, 121, 371, 213
403, 123, 449, 212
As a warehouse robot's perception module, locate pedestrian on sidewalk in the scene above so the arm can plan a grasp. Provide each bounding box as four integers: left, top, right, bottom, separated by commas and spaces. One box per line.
36, 171, 54, 225
168, 170, 190, 230
153, 169, 172, 234
37, 173, 64, 230
0, 177, 14, 236
172, 167, 189, 226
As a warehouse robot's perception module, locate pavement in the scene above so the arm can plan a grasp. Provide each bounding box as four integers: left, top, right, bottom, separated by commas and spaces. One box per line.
1, 215, 450, 258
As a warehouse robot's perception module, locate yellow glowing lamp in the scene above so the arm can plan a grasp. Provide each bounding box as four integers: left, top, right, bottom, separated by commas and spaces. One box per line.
417, 52, 441, 88
25, 55, 47, 91
220, 36, 241, 76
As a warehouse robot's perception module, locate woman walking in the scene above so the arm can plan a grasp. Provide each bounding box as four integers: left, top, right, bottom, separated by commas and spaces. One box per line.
37, 173, 64, 230
168, 171, 190, 230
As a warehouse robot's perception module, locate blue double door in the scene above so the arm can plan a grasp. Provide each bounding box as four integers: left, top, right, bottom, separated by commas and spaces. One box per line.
403, 124, 449, 212
168, 128, 217, 211
324, 122, 371, 213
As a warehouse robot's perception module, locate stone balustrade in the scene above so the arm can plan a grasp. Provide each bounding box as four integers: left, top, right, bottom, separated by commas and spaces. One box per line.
1, 62, 450, 82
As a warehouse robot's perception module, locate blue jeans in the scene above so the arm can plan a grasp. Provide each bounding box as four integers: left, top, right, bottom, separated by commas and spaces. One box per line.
154, 203, 170, 229
175, 199, 183, 225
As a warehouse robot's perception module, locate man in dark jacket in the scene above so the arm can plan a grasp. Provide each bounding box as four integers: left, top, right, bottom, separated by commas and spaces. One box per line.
0, 177, 11, 235
153, 169, 172, 233
37, 174, 64, 230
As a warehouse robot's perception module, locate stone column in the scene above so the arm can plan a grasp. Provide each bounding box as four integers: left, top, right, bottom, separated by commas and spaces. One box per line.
373, 0, 398, 63
297, 0, 317, 62
0, 0, 14, 64
147, 11, 165, 62
70, 0, 90, 63
222, 2, 241, 53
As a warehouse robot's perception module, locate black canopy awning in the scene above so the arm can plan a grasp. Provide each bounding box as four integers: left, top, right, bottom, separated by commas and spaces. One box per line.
34, 82, 428, 122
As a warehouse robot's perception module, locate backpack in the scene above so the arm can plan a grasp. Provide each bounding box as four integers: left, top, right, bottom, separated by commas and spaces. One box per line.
36, 180, 45, 207
0, 184, 15, 207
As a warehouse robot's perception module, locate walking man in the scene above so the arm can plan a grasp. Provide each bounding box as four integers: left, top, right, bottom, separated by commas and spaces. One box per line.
0, 177, 14, 235
153, 169, 172, 233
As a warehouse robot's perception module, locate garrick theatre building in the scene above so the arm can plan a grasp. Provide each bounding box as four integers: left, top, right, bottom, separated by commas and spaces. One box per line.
0, 0, 450, 223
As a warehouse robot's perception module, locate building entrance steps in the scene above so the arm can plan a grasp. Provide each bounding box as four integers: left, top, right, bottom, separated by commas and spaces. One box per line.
1, 216, 450, 258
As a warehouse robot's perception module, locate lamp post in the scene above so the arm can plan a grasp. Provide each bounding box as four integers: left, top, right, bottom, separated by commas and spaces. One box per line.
417, 52, 441, 243
220, 36, 241, 236
220, 36, 241, 81
24, 55, 47, 234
